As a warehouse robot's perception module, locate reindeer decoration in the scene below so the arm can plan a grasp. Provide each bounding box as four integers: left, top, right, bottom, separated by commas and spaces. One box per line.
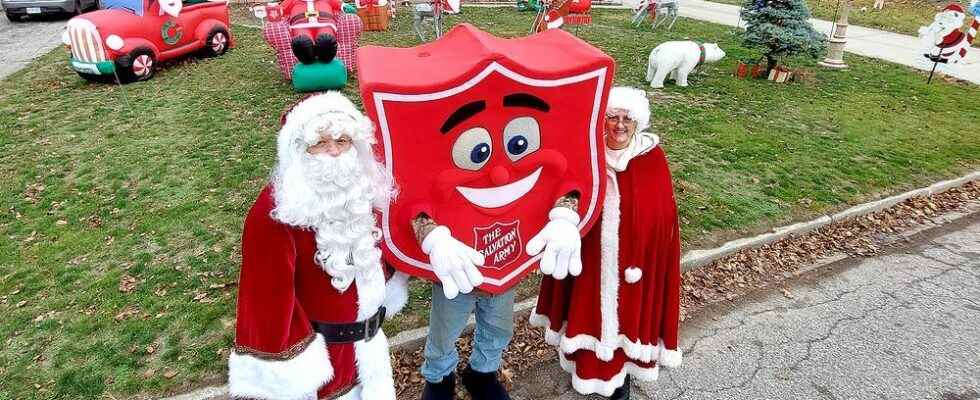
631, 0, 680, 30
531, 0, 571, 32
410, 0, 459, 41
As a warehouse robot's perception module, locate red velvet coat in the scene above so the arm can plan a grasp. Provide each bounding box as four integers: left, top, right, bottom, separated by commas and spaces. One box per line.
281, 0, 342, 42
532, 145, 682, 396
228, 185, 396, 400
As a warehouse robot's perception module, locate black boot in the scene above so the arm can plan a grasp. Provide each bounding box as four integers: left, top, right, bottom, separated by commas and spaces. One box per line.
461, 366, 511, 400
609, 375, 631, 400
422, 372, 456, 400
314, 33, 338, 63
290, 35, 316, 64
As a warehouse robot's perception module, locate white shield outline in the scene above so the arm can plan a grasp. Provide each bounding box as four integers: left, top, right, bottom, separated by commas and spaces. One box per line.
373, 62, 608, 289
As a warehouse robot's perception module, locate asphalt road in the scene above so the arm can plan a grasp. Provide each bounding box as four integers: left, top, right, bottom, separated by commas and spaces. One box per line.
0, 14, 67, 80
513, 212, 980, 400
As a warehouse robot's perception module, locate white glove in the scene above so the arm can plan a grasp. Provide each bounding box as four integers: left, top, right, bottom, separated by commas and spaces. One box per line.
422, 226, 485, 299
527, 207, 582, 280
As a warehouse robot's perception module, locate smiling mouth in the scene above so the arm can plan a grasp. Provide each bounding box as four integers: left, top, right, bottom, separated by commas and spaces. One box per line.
456, 167, 543, 208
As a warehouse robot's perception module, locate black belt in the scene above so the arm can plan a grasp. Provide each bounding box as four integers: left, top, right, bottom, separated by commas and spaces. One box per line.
313, 306, 386, 344
289, 11, 335, 25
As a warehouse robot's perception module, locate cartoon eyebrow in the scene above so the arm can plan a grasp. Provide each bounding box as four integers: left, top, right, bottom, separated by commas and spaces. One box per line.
441, 101, 487, 134
503, 93, 551, 112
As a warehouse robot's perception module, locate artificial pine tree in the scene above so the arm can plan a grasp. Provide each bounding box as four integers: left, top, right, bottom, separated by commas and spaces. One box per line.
740, 0, 827, 72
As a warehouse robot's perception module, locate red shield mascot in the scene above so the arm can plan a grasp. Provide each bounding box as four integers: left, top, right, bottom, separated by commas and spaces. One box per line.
229, 93, 408, 400
532, 87, 683, 399
358, 24, 613, 399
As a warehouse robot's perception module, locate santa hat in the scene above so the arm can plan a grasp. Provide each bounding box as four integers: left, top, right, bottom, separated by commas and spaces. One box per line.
277, 92, 376, 155
943, 3, 964, 14
606, 86, 651, 132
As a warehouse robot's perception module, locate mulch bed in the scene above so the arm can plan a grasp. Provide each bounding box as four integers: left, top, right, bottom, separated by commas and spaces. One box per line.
390, 181, 980, 398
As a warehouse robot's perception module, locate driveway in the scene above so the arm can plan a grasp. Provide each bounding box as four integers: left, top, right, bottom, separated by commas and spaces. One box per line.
0, 14, 68, 80
511, 212, 980, 400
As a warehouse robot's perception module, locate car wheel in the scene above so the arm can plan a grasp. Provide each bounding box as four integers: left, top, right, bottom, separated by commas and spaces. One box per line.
200, 27, 230, 58
6, 11, 24, 21
115, 48, 156, 84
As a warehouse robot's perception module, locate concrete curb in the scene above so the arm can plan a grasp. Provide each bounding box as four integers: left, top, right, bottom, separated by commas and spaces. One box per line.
679, 170, 980, 272
162, 170, 979, 400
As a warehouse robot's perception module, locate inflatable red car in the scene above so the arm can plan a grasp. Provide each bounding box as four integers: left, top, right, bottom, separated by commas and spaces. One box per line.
63, 0, 232, 83
359, 24, 614, 294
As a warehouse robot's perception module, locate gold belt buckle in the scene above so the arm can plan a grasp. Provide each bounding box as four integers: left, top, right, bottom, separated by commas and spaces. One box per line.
305, 10, 318, 18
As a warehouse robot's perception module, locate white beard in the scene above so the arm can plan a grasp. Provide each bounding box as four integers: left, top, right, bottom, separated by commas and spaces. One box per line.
919, 12, 963, 47
271, 147, 384, 293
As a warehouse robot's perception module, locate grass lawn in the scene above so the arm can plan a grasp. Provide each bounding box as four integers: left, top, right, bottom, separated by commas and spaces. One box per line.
715, 0, 980, 41
2, 6, 980, 399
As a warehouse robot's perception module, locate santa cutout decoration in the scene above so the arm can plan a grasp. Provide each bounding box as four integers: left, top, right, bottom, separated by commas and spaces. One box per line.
358, 24, 614, 294
918, 1, 980, 69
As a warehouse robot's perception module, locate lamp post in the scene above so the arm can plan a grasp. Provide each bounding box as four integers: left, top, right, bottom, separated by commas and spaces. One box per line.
819, 0, 850, 69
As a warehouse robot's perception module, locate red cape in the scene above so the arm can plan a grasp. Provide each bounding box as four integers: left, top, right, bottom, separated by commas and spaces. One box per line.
532, 146, 682, 394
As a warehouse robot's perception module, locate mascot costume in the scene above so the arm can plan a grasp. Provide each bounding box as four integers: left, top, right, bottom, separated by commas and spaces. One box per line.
358, 24, 614, 399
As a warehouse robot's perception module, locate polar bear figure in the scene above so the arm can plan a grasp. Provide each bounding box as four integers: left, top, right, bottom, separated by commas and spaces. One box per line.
645, 41, 725, 88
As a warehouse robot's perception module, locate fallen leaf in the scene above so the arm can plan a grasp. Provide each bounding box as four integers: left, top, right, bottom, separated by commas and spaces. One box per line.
163, 370, 177, 379
118, 275, 139, 293
781, 288, 793, 299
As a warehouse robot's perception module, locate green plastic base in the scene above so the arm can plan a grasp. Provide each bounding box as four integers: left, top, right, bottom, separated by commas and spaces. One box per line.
292, 59, 348, 92
69, 58, 116, 75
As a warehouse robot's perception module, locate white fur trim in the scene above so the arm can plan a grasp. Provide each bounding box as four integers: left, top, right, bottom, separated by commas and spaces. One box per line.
280, 92, 376, 148
530, 311, 677, 364
598, 175, 621, 362
528, 311, 565, 346
607, 87, 651, 132
228, 334, 333, 400
557, 350, 659, 397
658, 342, 683, 368
354, 263, 386, 321
382, 272, 410, 317
624, 267, 642, 284
353, 331, 397, 400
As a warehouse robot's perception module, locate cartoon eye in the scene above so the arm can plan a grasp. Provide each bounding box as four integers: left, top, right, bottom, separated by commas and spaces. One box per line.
451, 127, 493, 171
503, 117, 541, 161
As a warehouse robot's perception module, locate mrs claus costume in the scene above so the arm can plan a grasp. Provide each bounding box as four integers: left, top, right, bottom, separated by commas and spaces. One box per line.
530, 87, 682, 396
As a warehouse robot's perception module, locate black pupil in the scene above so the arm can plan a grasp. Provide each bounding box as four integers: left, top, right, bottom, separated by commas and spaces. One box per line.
470, 143, 491, 164
508, 136, 528, 155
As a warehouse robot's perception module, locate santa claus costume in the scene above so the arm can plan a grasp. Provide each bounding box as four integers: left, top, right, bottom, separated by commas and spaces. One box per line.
279, 0, 344, 64
531, 87, 682, 397
229, 92, 408, 400
920, 2, 980, 65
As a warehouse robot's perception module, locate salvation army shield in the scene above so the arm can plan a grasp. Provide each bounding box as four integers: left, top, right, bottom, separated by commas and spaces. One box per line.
358, 24, 614, 294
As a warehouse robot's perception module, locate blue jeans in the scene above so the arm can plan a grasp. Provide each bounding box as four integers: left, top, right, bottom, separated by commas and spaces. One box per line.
420, 284, 516, 383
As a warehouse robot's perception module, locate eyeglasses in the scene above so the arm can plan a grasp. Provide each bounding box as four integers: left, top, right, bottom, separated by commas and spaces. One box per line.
605, 114, 636, 125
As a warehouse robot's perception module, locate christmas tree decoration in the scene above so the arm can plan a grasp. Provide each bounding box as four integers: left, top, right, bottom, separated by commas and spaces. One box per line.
739, 0, 826, 72
64, 0, 232, 84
